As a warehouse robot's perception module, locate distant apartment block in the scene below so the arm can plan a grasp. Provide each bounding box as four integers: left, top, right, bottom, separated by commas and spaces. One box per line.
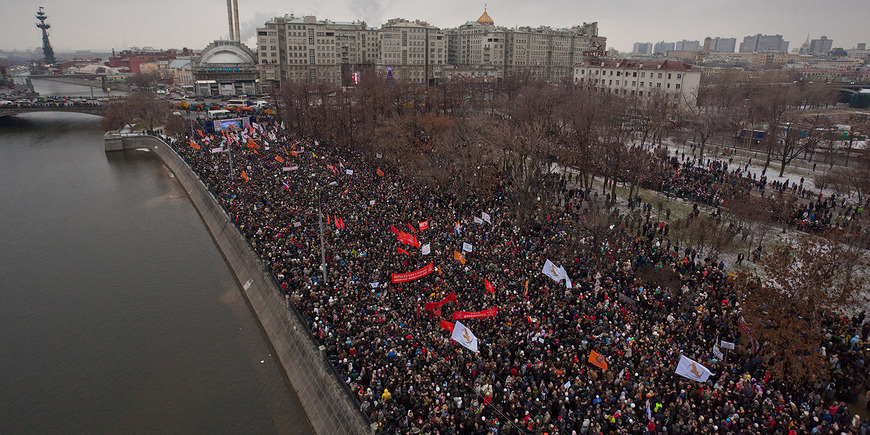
573, 59, 701, 103
653, 41, 675, 55
633, 42, 653, 55
809, 36, 833, 56
704, 37, 736, 53
674, 40, 701, 52
258, 9, 607, 87
739, 34, 789, 53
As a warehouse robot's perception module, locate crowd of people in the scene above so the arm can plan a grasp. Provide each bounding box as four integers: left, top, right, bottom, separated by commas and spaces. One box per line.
655, 153, 868, 246
167, 117, 869, 434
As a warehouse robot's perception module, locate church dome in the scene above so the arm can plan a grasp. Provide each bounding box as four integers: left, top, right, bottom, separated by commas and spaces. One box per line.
477, 8, 494, 25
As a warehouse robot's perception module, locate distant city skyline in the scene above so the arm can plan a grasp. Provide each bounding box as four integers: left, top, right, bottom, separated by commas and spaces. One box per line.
0, 0, 866, 55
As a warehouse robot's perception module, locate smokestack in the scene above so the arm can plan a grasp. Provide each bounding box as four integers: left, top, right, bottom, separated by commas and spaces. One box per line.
226, 0, 235, 40
233, 0, 241, 42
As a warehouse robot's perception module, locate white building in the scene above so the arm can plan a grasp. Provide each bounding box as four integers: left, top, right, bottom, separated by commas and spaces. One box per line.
573, 59, 701, 103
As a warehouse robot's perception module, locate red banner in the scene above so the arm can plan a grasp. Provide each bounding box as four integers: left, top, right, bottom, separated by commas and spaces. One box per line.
424, 291, 457, 310
452, 307, 498, 320
391, 263, 433, 283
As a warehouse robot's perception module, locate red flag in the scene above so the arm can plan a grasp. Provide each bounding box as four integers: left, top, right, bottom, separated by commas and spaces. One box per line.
339, 217, 345, 229
276, 155, 284, 163
390, 225, 399, 235
440, 320, 455, 333
484, 278, 495, 294
411, 235, 419, 248
407, 223, 417, 233
326, 213, 331, 226
419, 221, 429, 231
189, 140, 200, 150
335, 215, 342, 229
247, 138, 259, 149
424, 291, 457, 310
397, 247, 410, 256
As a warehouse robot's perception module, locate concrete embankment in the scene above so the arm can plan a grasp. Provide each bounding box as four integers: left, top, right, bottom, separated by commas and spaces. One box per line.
106, 133, 371, 435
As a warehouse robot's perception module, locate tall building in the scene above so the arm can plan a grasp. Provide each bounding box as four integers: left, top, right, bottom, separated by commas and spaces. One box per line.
739, 34, 789, 53
674, 40, 701, 52
257, 15, 376, 90
257, 8, 607, 86
653, 41, 675, 55
704, 37, 736, 53
632, 42, 653, 55
445, 9, 606, 81
809, 36, 833, 56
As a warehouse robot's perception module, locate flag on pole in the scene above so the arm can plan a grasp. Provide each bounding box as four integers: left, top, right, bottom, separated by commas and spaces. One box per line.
419, 221, 429, 231
241, 170, 249, 182
674, 355, 712, 382
474, 217, 484, 224
462, 242, 473, 253
397, 247, 410, 256
189, 140, 200, 150
588, 350, 608, 370
326, 213, 331, 226
481, 212, 492, 224
275, 155, 284, 163
451, 321, 479, 353
282, 182, 291, 191
542, 259, 561, 283
484, 278, 495, 294
376, 168, 385, 177
454, 251, 466, 264
338, 217, 345, 229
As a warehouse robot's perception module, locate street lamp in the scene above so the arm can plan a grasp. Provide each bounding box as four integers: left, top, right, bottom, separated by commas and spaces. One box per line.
316, 181, 338, 284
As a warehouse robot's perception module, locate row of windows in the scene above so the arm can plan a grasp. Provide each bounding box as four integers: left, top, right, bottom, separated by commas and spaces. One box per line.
577, 69, 684, 80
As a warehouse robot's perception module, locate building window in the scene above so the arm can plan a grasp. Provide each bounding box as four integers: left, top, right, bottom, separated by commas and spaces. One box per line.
676, 84, 681, 89
677, 74, 682, 79
668, 73, 672, 79
657, 83, 661, 88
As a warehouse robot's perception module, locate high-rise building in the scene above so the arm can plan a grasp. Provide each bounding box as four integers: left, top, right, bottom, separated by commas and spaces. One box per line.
653, 41, 675, 55
632, 42, 652, 55
674, 40, 701, 52
739, 34, 789, 53
378, 19, 447, 84
705, 37, 736, 53
809, 36, 833, 56
257, 15, 376, 90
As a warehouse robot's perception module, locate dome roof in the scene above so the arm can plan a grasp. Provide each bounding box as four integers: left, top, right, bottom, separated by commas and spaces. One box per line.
198, 40, 256, 65
477, 8, 494, 25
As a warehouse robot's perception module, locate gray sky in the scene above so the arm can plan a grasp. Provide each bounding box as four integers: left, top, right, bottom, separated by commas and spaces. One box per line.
2, 0, 867, 54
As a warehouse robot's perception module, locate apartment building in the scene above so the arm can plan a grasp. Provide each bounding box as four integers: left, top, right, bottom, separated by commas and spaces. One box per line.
573, 59, 701, 103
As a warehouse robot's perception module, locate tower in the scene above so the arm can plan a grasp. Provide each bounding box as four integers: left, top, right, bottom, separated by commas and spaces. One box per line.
35, 7, 55, 64
226, 0, 241, 42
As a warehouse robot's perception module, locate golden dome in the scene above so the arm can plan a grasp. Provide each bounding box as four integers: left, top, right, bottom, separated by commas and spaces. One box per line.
477, 8, 494, 25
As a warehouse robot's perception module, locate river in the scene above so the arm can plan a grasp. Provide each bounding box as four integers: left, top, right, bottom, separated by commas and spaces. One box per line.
0, 81, 312, 434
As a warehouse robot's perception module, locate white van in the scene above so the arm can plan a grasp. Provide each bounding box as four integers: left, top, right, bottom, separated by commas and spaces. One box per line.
208, 109, 231, 118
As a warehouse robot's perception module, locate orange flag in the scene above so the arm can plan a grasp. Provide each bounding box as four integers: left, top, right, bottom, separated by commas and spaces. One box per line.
588, 350, 608, 370
376, 168, 385, 177
189, 140, 200, 150
241, 170, 249, 183
275, 155, 284, 163
197, 129, 205, 138
454, 251, 466, 265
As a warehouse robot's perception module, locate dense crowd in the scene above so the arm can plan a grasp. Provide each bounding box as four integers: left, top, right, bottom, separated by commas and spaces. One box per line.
655, 153, 868, 245
168, 118, 869, 434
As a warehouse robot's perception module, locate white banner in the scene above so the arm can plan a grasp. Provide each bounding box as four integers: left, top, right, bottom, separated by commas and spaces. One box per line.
293, 222, 302, 227
370, 282, 379, 288
346, 169, 354, 175
474, 217, 484, 224
713, 345, 724, 359
422, 244, 431, 255
542, 259, 561, 283
462, 242, 473, 252
481, 212, 491, 224
720, 340, 735, 350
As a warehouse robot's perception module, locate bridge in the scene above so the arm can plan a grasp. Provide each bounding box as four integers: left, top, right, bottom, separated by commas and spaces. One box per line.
0, 104, 106, 118
25, 74, 132, 92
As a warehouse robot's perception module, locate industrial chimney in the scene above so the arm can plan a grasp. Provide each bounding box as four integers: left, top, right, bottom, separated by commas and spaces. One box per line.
226, 0, 235, 40
233, 0, 241, 42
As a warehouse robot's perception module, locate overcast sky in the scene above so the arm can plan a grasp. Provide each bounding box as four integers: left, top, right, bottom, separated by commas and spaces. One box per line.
2, 0, 867, 54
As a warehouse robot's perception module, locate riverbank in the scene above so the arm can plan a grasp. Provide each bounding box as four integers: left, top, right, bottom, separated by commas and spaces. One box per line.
106, 133, 370, 435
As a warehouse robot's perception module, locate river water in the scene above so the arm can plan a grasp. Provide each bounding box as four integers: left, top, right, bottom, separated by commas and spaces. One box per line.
0, 82, 312, 433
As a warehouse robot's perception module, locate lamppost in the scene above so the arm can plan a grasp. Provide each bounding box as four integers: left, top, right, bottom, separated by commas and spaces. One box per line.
316, 181, 338, 284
